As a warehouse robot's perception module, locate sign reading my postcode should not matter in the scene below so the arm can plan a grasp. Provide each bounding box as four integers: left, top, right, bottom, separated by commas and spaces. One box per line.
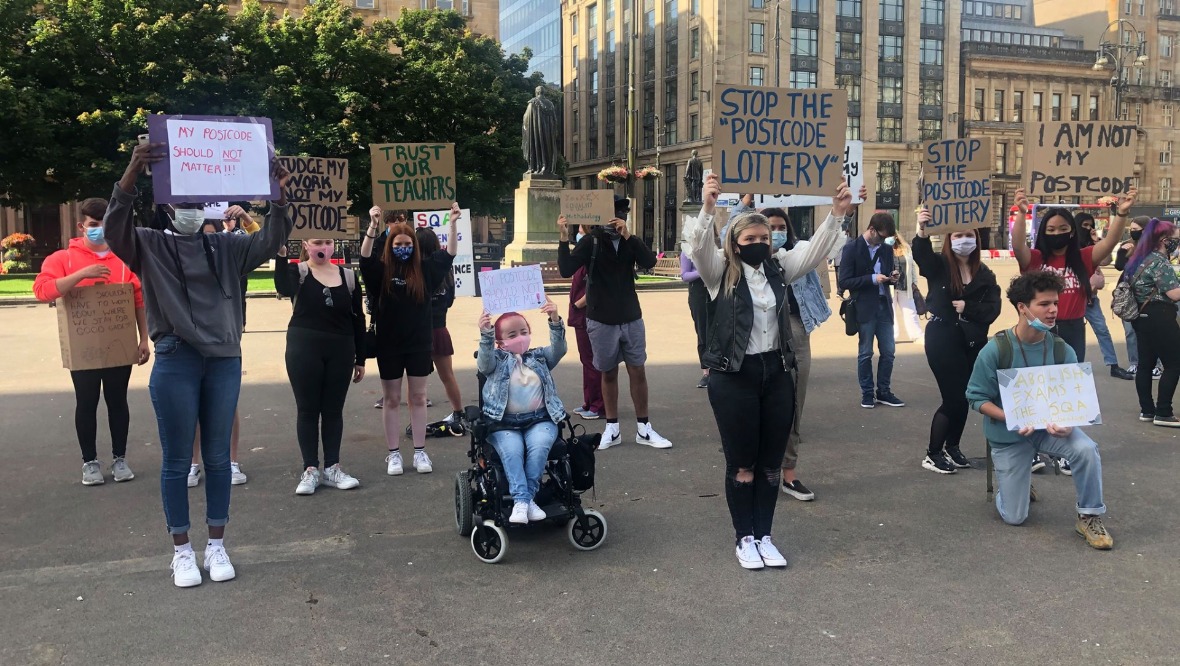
478, 265, 546, 315
997, 363, 1102, 431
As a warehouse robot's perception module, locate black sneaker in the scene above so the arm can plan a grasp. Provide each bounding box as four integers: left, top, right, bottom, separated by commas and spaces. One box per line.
1110, 365, 1135, 380
696, 374, 709, 389
875, 392, 906, 407
1153, 415, 1180, 427
922, 453, 957, 474
1057, 457, 1072, 476
781, 479, 815, 501
860, 392, 875, 409
1031, 455, 1047, 473
1139, 411, 1156, 422
945, 447, 971, 469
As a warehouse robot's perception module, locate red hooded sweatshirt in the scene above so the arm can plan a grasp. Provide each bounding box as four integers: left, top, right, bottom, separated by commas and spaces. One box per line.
33, 237, 145, 308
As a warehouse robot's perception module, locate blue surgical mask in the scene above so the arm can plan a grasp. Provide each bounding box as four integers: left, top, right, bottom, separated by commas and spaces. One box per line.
392, 246, 414, 262
575, 232, 585, 243
173, 209, 204, 235
1026, 316, 1054, 333
771, 230, 789, 250
883, 236, 896, 247
85, 226, 106, 245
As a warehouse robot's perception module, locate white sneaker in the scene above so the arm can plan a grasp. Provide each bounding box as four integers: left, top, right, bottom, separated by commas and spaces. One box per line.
170, 549, 202, 588
509, 501, 529, 524
599, 424, 622, 450
755, 536, 788, 567
203, 545, 236, 582
111, 457, 134, 482
230, 462, 247, 485
527, 500, 547, 521
635, 423, 673, 448
385, 451, 404, 476
322, 464, 359, 490
736, 535, 764, 570
413, 449, 433, 474
82, 460, 105, 486
187, 464, 201, 488
295, 467, 320, 495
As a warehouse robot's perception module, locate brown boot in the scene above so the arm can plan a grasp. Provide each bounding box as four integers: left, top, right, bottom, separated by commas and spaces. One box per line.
1076, 515, 1113, 550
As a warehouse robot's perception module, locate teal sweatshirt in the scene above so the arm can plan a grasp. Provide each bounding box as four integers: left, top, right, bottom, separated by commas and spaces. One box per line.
965, 328, 1078, 444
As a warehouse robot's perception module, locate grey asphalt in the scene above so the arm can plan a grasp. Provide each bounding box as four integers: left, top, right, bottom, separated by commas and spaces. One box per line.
1, 264, 1177, 665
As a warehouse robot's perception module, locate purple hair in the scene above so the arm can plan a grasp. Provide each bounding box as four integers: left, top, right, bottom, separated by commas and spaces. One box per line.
1125, 218, 1176, 275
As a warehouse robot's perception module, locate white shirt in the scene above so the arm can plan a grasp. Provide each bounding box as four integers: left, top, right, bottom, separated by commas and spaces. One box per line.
743, 262, 779, 354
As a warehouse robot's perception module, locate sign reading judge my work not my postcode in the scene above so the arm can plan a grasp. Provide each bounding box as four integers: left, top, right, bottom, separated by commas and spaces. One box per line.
279, 156, 352, 240
921, 138, 992, 234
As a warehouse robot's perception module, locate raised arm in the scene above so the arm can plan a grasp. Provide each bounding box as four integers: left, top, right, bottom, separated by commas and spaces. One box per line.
446, 202, 460, 256
776, 182, 855, 284
231, 160, 293, 273
682, 173, 727, 294
1011, 188, 1032, 270
475, 311, 501, 376
1092, 186, 1136, 262
557, 218, 591, 277
538, 297, 567, 369
911, 211, 943, 279
361, 206, 382, 259
106, 142, 164, 272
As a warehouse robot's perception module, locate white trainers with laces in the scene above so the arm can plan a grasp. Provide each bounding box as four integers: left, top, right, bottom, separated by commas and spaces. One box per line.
322, 464, 359, 489
171, 550, 202, 588
527, 500, 547, 521
509, 501, 529, 524
203, 545, 236, 582
413, 449, 433, 474
295, 467, 320, 495
755, 536, 788, 567
736, 535, 765, 570
111, 457, 134, 482
599, 424, 622, 450
635, 422, 673, 448
230, 462, 247, 485
386, 451, 404, 476
187, 464, 201, 488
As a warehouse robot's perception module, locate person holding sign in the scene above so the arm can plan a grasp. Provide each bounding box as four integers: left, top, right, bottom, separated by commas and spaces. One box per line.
913, 210, 1002, 474
1123, 219, 1180, 427
476, 302, 567, 524
683, 172, 855, 570
33, 197, 151, 486
105, 141, 295, 587
360, 203, 459, 476
965, 272, 1112, 549
274, 239, 366, 496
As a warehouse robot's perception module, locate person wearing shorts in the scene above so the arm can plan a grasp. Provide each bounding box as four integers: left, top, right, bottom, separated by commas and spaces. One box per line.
416, 227, 464, 426
557, 196, 672, 450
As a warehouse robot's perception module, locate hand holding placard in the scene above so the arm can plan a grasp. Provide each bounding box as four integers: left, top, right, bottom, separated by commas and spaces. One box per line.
478, 265, 546, 315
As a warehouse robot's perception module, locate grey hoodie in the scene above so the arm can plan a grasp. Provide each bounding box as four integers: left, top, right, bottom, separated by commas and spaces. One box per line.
104, 184, 292, 357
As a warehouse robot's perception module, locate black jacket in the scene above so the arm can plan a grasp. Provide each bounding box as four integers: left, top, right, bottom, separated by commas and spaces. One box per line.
703, 258, 796, 374
557, 231, 657, 325
911, 235, 1002, 332
837, 235, 895, 324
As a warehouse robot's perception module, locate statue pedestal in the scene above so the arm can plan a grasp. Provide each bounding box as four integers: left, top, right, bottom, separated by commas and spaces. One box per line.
504, 176, 564, 265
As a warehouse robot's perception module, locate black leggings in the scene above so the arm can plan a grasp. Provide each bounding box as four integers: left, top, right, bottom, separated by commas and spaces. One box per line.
706, 352, 795, 541
70, 365, 132, 462
924, 319, 980, 455
1131, 301, 1180, 417
286, 327, 356, 470
1053, 317, 1087, 363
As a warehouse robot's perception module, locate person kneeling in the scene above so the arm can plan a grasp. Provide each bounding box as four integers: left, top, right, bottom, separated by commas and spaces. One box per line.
965, 271, 1112, 549
477, 300, 567, 525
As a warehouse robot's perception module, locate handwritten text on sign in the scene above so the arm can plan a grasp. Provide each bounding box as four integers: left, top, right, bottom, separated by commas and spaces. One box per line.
560, 190, 617, 227
370, 143, 456, 210
843, 140, 864, 204
148, 115, 277, 203
1024, 122, 1137, 196
478, 265, 546, 315
997, 363, 1102, 431
56, 283, 139, 371
922, 138, 992, 233
414, 208, 475, 298
713, 85, 848, 196
279, 157, 351, 240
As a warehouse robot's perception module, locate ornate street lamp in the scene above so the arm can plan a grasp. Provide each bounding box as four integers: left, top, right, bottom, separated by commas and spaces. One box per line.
1092, 19, 1149, 121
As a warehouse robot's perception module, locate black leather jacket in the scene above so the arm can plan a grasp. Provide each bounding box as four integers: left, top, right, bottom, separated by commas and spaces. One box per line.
703, 258, 797, 373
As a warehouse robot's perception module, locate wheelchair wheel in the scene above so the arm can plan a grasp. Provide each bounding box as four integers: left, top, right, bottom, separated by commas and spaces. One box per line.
471, 520, 509, 564
567, 509, 607, 551
455, 471, 474, 537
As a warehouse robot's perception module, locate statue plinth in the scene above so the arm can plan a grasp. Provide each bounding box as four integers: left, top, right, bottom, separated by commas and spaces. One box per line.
504, 177, 564, 265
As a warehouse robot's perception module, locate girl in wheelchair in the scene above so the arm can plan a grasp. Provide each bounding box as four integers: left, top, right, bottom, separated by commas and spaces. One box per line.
476, 298, 566, 525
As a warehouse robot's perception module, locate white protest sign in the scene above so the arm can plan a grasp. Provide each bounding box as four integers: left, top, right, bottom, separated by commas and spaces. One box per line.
203, 202, 228, 220
717, 141, 860, 209
413, 208, 474, 297
478, 265, 546, 314
997, 363, 1102, 431
843, 140, 864, 204
166, 118, 271, 198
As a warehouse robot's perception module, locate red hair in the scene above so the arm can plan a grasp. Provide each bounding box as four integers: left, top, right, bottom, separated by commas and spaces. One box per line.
493, 312, 530, 340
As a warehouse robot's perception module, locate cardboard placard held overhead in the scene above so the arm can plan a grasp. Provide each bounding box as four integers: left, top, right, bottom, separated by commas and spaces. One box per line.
279, 156, 352, 239
56, 283, 139, 371
921, 138, 993, 233
370, 143, 457, 210
146, 114, 278, 204
560, 190, 617, 228
997, 363, 1102, 431
478, 265, 546, 314
413, 208, 475, 298
712, 84, 848, 196
1024, 122, 1137, 196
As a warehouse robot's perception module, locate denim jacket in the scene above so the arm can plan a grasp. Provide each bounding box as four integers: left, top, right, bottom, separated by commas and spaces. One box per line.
477, 319, 568, 423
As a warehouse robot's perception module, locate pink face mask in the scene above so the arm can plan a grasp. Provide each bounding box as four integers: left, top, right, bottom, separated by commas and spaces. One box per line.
308, 244, 335, 263
497, 334, 531, 356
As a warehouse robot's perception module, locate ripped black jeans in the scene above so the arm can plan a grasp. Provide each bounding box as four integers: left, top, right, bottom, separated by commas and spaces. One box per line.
707, 352, 796, 542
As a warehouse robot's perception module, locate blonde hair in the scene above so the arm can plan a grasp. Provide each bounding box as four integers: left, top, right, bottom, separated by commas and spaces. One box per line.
721, 212, 772, 295
892, 233, 910, 256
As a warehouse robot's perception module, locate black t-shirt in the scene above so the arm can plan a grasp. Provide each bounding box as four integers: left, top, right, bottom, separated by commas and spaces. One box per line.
273, 260, 366, 366
360, 250, 455, 353
556, 231, 658, 325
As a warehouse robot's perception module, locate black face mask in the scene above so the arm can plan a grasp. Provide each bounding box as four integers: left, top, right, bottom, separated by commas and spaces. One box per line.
737, 242, 771, 267
1130, 230, 1143, 242
1165, 238, 1180, 255
602, 227, 621, 240
1044, 233, 1072, 252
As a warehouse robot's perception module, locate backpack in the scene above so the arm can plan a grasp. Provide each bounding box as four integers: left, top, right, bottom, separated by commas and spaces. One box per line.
292, 262, 356, 309
561, 419, 600, 492
993, 328, 1067, 370
1110, 261, 1155, 321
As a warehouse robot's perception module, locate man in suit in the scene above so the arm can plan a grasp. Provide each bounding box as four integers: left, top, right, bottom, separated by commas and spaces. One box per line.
838, 212, 906, 409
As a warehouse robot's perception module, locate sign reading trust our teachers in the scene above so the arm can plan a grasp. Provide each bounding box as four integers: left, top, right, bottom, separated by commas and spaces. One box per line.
146, 114, 279, 204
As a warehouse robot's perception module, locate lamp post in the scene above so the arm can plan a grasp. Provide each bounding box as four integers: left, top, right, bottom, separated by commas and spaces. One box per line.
1091, 19, 1149, 121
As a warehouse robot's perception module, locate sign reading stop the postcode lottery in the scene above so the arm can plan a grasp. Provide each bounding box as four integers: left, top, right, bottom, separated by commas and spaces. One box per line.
478, 265, 545, 315
997, 363, 1102, 431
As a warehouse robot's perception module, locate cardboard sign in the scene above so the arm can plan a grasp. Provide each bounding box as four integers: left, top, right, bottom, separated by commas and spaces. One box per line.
413, 208, 475, 298
370, 143, 457, 210
278, 156, 351, 240
997, 363, 1102, 431
560, 190, 616, 228
1024, 122, 1137, 196
713, 84, 848, 196
843, 140, 864, 204
478, 265, 546, 314
56, 283, 139, 371
921, 138, 993, 233
146, 114, 278, 204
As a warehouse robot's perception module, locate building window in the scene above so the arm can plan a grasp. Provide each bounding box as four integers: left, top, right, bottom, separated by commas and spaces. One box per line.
880, 0, 903, 21
878, 160, 901, 192
1120, 101, 1128, 120
1164, 103, 1174, 127
1015, 141, 1024, 173
1162, 140, 1174, 165
752, 0, 766, 7
1136, 103, 1144, 124
1162, 70, 1173, 87
919, 79, 943, 106
1089, 95, 1100, 120
571, 12, 577, 34
836, 31, 862, 59
791, 28, 818, 56
607, 0, 615, 19
920, 39, 943, 65
790, 71, 818, 88
1070, 94, 1081, 121
880, 77, 903, 104
973, 88, 985, 120
847, 116, 862, 141
589, 38, 598, 60
690, 71, 700, 100
690, 113, 700, 140
1013, 90, 1024, 122
878, 117, 902, 142
920, 0, 944, 24
1051, 93, 1062, 121
1140, 0, 1146, 13
665, 119, 677, 145
795, 0, 818, 10
589, 3, 597, 28
749, 66, 765, 86
837, 0, 862, 17
572, 108, 579, 135
1124, 0, 1132, 13
1032, 92, 1043, 121
1162, 177, 1173, 202
607, 30, 616, 52
691, 28, 700, 59
995, 141, 1008, 173
751, 23, 766, 53
837, 74, 862, 101
993, 90, 1005, 122
919, 119, 942, 140
356, 0, 376, 8
573, 142, 579, 162
1161, 35, 1174, 58
879, 35, 903, 62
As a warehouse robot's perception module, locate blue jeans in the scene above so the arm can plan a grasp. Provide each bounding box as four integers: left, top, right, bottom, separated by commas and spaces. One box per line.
990, 429, 1106, 526
856, 296, 896, 395
487, 409, 557, 504
149, 336, 241, 535
1123, 320, 1139, 366
1084, 298, 1119, 366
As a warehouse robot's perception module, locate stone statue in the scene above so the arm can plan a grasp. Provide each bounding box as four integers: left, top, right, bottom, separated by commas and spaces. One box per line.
522, 86, 560, 178
683, 149, 703, 204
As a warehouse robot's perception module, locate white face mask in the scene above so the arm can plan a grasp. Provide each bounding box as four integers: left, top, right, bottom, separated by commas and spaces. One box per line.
173, 209, 204, 235
951, 237, 977, 257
